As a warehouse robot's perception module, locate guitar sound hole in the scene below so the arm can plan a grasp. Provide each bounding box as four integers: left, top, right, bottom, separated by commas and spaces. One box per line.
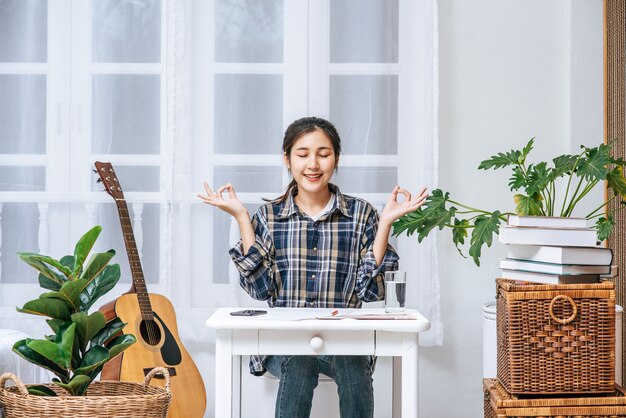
139, 319, 162, 346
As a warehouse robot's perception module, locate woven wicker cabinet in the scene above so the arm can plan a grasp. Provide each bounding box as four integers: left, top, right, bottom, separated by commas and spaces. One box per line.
496, 279, 615, 395
484, 378, 626, 418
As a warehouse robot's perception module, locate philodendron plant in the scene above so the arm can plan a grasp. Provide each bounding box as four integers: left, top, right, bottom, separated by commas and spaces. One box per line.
12, 225, 136, 396
393, 139, 626, 266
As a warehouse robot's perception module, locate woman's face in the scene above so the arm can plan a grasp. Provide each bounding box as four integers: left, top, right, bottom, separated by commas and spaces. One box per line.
285, 129, 337, 196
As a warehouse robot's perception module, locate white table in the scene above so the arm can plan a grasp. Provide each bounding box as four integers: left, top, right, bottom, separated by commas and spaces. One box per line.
206, 308, 430, 418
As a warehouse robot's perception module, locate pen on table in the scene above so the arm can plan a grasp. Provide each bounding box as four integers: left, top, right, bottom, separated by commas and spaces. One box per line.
331, 310, 339, 316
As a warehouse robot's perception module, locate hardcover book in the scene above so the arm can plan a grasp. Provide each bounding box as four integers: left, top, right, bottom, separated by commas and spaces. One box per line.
499, 258, 611, 275
499, 225, 598, 247
506, 244, 613, 265
499, 268, 600, 285
507, 215, 589, 229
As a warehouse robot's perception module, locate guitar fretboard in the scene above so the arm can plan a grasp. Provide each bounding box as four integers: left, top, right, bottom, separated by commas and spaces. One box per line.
115, 199, 154, 320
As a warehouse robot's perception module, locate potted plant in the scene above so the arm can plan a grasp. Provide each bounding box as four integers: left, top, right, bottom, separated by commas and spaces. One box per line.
0, 226, 171, 418
393, 139, 626, 265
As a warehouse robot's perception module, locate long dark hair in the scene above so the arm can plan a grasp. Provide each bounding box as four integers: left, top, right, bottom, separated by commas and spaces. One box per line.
271, 117, 342, 203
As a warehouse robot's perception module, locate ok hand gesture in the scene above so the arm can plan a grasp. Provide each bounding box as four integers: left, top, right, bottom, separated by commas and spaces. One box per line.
197, 182, 248, 220
380, 185, 429, 226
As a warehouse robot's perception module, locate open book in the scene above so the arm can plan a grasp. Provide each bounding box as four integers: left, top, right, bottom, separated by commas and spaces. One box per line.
317, 312, 417, 320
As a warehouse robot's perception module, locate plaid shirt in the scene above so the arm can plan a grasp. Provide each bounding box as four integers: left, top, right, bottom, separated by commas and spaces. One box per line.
229, 183, 399, 374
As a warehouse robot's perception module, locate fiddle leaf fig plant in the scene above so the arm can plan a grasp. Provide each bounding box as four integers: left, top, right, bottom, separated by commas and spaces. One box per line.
393, 139, 626, 266
12, 225, 136, 396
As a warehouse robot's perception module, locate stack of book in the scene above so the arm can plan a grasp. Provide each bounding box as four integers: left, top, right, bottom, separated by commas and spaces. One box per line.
498, 215, 614, 285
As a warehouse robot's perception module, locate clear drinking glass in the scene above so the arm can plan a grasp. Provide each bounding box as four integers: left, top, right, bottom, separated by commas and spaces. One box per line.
384, 271, 406, 313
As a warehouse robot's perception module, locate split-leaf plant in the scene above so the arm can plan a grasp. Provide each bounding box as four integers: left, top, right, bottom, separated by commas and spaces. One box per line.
12, 225, 136, 396
393, 139, 626, 266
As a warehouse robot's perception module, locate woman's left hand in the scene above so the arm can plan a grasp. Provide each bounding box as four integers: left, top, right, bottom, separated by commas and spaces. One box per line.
380, 185, 429, 225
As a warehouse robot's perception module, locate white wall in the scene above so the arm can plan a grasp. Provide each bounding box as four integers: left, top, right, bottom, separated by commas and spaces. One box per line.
420, 1, 602, 417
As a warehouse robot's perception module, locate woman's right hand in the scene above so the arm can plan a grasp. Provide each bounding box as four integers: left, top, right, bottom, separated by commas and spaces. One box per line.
197, 182, 248, 220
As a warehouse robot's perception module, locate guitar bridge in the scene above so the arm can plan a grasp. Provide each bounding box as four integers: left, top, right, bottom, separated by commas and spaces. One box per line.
143, 367, 177, 379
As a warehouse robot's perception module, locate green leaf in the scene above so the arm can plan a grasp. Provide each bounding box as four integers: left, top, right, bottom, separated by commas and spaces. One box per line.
451, 218, 470, 258
392, 189, 451, 239
18, 253, 73, 278
46, 319, 65, 334
416, 206, 456, 242
53, 374, 91, 396
27, 385, 58, 396
41, 279, 89, 310
17, 298, 71, 321
551, 154, 579, 179
451, 218, 469, 246
393, 209, 426, 237
525, 162, 550, 196
18, 254, 68, 288
79, 264, 120, 311
507, 167, 526, 191
90, 318, 126, 347
74, 346, 109, 375
478, 149, 522, 170
519, 137, 535, 164
59, 255, 75, 271
79, 250, 115, 282
71, 311, 106, 351
577, 144, 610, 182
12, 339, 69, 381
607, 166, 626, 198
106, 334, 136, 359
514, 193, 543, 216
72, 225, 102, 278
27, 323, 76, 370
468, 212, 502, 266
418, 189, 450, 219
38, 273, 63, 292
596, 215, 615, 241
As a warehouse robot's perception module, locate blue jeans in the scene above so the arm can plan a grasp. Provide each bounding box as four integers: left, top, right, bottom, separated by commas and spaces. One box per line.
264, 355, 374, 418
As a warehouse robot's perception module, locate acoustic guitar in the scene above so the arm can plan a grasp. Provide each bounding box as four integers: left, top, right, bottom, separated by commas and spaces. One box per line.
95, 161, 206, 418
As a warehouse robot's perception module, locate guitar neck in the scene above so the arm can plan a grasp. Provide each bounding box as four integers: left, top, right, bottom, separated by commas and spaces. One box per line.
115, 198, 154, 319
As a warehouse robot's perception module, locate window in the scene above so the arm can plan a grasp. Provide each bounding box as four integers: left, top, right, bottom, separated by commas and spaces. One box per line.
187, 0, 437, 314
0, 0, 166, 308
0, 0, 438, 347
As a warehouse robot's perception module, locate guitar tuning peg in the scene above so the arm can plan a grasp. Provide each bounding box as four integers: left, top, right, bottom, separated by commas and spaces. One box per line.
92, 169, 98, 174
96, 178, 102, 183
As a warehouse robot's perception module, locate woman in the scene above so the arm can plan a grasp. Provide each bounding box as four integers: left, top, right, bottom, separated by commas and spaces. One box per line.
198, 116, 428, 418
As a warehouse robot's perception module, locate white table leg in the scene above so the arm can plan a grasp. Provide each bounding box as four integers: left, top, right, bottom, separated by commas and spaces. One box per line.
215, 329, 233, 418
402, 333, 419, 418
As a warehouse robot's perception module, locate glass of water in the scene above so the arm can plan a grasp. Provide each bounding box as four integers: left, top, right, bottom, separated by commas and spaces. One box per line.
384, 271, 407, 313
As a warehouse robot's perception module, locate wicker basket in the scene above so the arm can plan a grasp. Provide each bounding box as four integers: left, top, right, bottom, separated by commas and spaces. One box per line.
484, 378, 626, 418
496, 278, 615, 395
0, 367, 171, 418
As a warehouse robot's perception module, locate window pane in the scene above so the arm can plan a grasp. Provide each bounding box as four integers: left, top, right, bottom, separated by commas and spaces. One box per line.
330, 75, 398, 154
1, 203, 39, 284
91, 166, 160, 192
92, 74, 160, 154
0, 75, 46, 154
213, 203, 259, 284
215, 0, 283, 63
0, 167, 45, 191
0, 0, 47, 63
213, 166, 282, 193
214, 74, 282, 153
92, 0, 161, 63
334, 167, 397, 193
330, 0, 398, 63
97, 202, 160, 285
